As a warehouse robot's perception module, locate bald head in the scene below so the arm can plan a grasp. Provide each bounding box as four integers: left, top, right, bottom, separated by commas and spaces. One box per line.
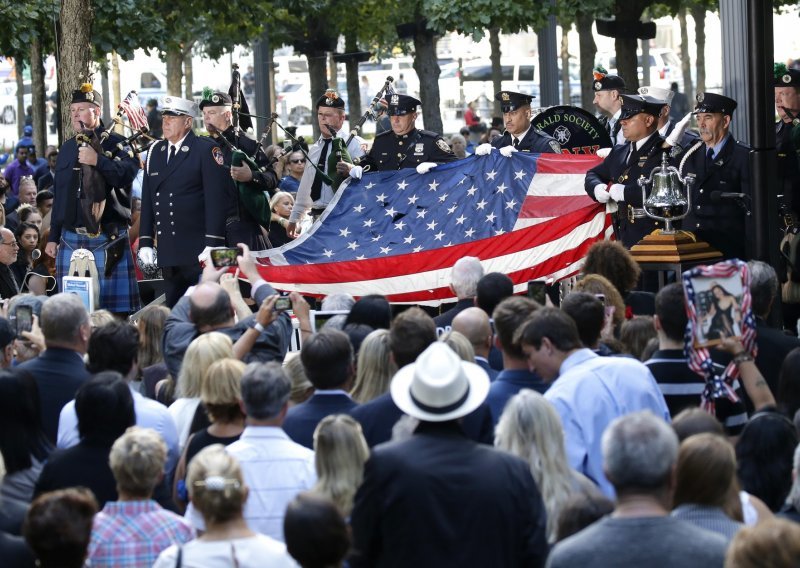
451, 307, 492, 358
189, 282, 234, 331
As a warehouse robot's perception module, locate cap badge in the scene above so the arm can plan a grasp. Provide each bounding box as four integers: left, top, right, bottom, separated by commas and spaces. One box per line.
391, 94, 399, 105
784, 74, 792, 84
594, 81, 602, 90
640, 87, 648, 94
165, 97, 172, 104
85, 92, 94, 102
697, 93, 704, 102
501, 92, 510, 101
211, 94, 220, 103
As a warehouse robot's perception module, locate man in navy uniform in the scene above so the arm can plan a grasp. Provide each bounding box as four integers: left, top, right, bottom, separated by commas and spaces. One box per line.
585, 94, 668, 248
138, 96, 231, 307
200, 90, 277, 251
672, 92, 752, 260
45, 83, 141, 315
474, 91, 561, 157
345, 93, 456, 176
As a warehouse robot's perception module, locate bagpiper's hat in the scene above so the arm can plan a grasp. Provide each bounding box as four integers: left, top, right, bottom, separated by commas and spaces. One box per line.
70, 83, 102, 108
387, 93, 421, 116
161, 96, 199, 118
495, 90, 534, 113
199, 89, 233, 110
637, 85, 675, 105
592, 65, 626, 92
774, 62, 800, 88
618, 94, 666, 120
316, 90, 345, 110
693, 92, 737, 116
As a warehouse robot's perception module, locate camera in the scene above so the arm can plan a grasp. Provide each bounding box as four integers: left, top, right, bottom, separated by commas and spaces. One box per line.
274, 297, 292, 311
209, 247, 242, 268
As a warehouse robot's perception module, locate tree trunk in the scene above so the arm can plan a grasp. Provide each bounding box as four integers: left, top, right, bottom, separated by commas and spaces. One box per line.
691, 5, 706, 95
59, 0, 93, 140
678, 8, 693, 103
413, 30, 443, 133
560, 23, 571, 105
99, 62, 111, 125
183, 42, 194, 99
307, 51, 328, 140
344, 34, 361, 125
489, 28, 502, 117
615, 36, 639, 92
31, 38, 47, 154
15, 59, 24, 139
165, 45, 183, 96
111, 51, 122, 134
576, 12, 597, 111
327, 52, 337, 91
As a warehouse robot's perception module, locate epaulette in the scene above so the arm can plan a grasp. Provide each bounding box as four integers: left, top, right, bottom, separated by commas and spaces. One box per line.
418, 129, 443, 138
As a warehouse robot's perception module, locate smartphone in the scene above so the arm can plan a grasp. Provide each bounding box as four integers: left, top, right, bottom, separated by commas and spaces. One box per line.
274, 296, 292, 311
15, 305, 33, 337
209, 247, 242, 268
527, 280, 547, 305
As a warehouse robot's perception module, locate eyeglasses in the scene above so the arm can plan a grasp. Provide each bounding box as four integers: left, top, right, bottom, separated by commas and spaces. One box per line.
0, 240, 19, 247
290, 159, 306, 164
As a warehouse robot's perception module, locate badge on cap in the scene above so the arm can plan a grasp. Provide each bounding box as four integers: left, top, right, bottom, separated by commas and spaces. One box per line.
165, 97, 172, 104
697, 93, 704, 102
640, 87, 649, 95
85, 91, 94, 102
594, 81, 602, 90
324, 90, 339, 106
211, 94, 220, 103
784, 74, 792, 84
501, 92, 510, 101
212, 147, 224, 166
391, 94, 399, 105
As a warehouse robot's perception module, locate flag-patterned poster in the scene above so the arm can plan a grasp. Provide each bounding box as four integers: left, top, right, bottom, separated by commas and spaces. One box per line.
255, 151, 610, 305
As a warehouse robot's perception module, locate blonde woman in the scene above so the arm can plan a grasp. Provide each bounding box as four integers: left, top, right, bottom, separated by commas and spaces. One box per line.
153, 445, 296, 568
312, 414, 369, 517
168, 332, 234, 449
173, 359, 247, 512
495, 389, 599, 542
439, 330, 476, 363
350, 329, 396, 404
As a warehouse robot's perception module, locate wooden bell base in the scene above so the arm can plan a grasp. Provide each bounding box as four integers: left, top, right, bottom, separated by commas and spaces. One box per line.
629, 231, 723, 263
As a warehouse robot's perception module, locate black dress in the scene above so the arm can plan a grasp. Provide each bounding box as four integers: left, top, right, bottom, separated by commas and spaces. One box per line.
185, 429, 242, 466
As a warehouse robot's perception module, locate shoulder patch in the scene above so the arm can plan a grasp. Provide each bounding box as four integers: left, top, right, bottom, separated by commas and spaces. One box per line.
436, 138, 452, 153
549, 140, 562, 153
212, 146, 224, 166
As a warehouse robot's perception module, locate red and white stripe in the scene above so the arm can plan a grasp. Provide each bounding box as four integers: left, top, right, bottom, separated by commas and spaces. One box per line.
119, 91, 149, 131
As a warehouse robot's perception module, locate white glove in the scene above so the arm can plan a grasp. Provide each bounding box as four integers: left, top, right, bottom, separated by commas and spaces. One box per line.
596, 147, 612, 159
608, 183, 626, 203
499, 145, 518, 158
198, 246, 213, 263
138, 246, 156, 266
416, 162, 437, 175
349, 165, 363, 180
665, 112, 693, 147
593, 184, 611, 204
474, 143, 493, 156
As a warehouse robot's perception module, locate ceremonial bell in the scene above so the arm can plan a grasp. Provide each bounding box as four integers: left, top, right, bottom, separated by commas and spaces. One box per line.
637, 151, 692, 234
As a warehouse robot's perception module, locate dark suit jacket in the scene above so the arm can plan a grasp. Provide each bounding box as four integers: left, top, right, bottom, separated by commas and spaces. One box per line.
349, 421, 549, 568
33, 439, 117, 509
17, 347, 90, 444
585, 133, 667, 247
491, 125, 561, 153
0, 531, 34, 568
433, 298, 475, 332
283, 392, 359, 449
351, 391, 494, 448
475, 357, 500, 382
0, 264, 20, 300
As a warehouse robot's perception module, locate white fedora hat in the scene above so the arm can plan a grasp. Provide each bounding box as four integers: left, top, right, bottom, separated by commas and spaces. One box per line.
391, 343, 490, 422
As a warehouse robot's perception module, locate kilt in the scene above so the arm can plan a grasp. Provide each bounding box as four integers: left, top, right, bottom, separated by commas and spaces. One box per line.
56, 229, 142, 313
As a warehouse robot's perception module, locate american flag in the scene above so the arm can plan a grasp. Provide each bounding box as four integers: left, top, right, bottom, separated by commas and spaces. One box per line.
118, 90, 149, 131
255, 152, 611, 305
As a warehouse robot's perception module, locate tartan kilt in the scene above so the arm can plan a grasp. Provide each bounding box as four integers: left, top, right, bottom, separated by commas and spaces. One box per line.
56, 230, 142, 313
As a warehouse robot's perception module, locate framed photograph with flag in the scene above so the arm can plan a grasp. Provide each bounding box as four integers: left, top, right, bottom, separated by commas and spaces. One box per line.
686, 269, 746, 348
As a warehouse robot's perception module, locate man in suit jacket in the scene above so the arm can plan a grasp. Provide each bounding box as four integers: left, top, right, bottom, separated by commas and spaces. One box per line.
452, 307, 499, 381
433, 256, 484, 334
351, 307, 494, 447
17, 293, 91, 443
283, 328, 359, 448
585, 94, 668, 248
350, 342, 549, 567
672, 92, 752, 260
0, 228, 21, 299
138, 96, 232, 306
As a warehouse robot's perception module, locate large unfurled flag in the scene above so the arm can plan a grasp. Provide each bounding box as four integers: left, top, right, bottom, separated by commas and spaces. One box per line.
118, 90, 149, 131
255, 152, 609, 305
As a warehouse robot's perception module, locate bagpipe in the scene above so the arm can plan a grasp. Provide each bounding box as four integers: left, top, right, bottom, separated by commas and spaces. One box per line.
96, 91, 159, 161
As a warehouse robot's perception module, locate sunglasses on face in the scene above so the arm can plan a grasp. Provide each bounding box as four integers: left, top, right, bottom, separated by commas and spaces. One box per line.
290, 159, 306, 164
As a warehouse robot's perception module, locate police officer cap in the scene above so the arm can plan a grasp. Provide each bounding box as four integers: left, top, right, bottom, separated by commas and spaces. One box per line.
774, 63, 800, 88
495, 90, 534, 113
316, 90, 345, 110
387, 93, 421, 116
199, 90, 233, 110
70, 83, 102, 108
592, 66, 626, 92
693, 92, 737, 116
161, 96, 199, 118
637, 85, 674, 105
619, 94, 666, 120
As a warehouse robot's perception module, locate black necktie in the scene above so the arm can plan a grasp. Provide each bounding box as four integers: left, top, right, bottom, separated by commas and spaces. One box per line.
706, 147, 714, 166
627, 143, 637, 165
513, 138, 520, 149
310, 138, 331, 202
168, 145, 176, 165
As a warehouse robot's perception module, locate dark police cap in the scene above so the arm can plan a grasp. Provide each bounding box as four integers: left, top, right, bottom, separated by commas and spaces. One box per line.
495, 90, 534, 113
618, 94, 666, 120
592, 66, 626, 92
387, 93, 421, 116
316, 90, 345, 110
694, 92, 737, 116
70, 83, 102, 108
774, 63, 800, 88
199, 90, 233, 109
